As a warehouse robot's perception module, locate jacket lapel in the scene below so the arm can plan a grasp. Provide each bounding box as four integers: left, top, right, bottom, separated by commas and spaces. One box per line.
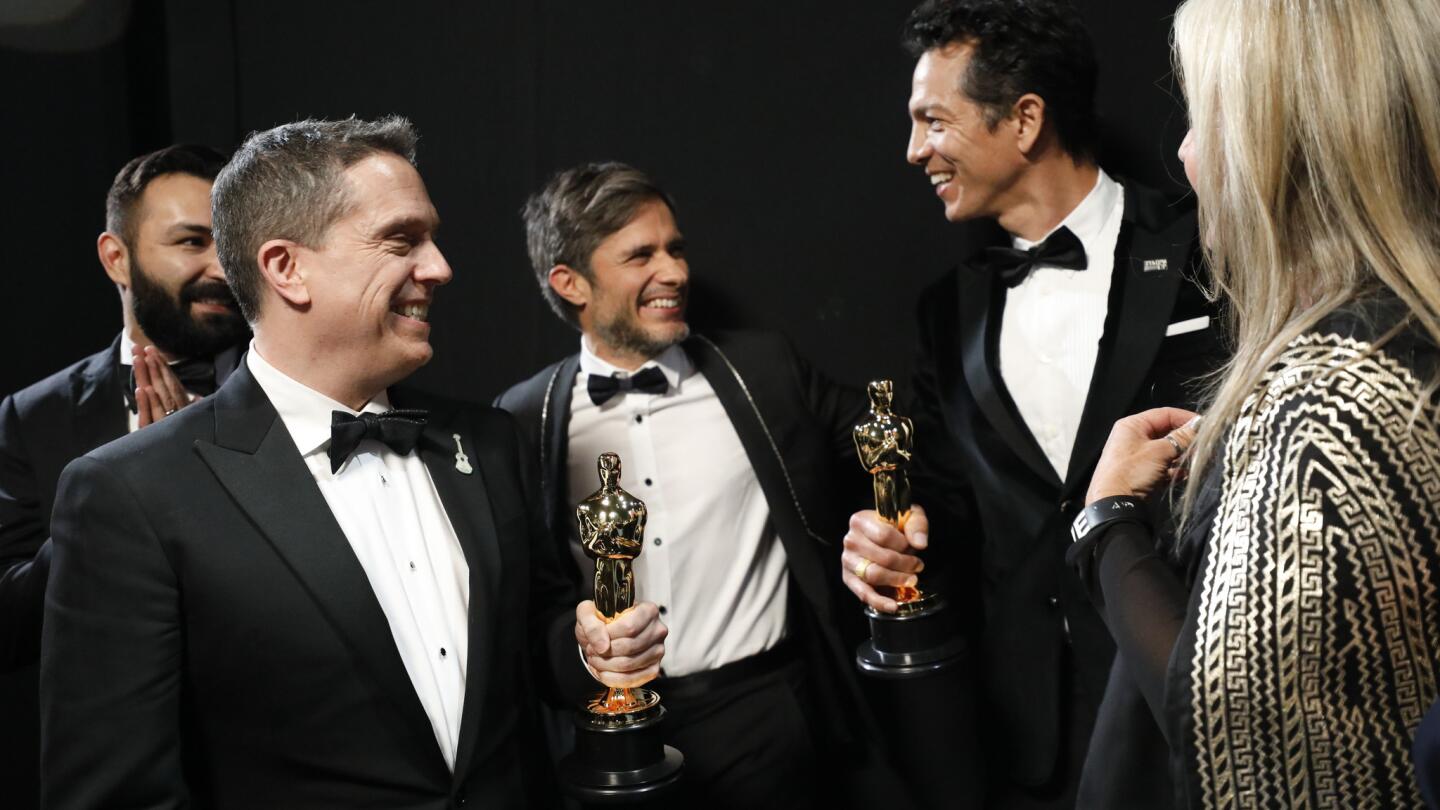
400, 403, 503, 787
683, 335, 834, 618
540, 356, 579, 575
192, 364, 448, 780
70, 336, 128, 452
1062, 187, 1193, 491
956, 264, 1063, 489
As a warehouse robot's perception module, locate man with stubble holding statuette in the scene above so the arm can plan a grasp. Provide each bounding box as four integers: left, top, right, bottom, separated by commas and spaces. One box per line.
841, 1, 1227, 807
497, 161, 905, 807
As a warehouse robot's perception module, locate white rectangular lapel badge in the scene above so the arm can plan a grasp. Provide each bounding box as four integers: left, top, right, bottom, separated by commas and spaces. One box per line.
1143, 258, 1169, 272
1165, 315, 1210, 336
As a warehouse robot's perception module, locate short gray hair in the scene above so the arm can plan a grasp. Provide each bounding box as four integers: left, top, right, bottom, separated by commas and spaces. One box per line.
212, 115, 419, 322
521, 162, 676, 327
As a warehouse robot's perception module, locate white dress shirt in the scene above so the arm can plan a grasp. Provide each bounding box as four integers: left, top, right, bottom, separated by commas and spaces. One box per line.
566, 337, 788, 678
247, 345, 471, 771
998, 170, 1125, 480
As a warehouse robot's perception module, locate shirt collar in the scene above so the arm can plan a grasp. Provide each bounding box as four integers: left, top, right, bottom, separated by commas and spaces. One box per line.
246, 340, 391, 459
117, 330, 200, 368
1013, 169, 1122, 251
577, 335, 690, 394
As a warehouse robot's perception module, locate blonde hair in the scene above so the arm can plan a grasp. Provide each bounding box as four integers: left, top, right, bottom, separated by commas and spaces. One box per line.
1173, 0, 1440, 525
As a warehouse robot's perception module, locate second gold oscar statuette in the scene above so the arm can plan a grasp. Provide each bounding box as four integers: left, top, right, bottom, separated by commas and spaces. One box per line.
852, 381, 966, 678
558, 452, 683, 801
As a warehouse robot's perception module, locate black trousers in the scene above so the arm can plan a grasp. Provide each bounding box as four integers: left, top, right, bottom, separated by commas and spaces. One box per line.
986, 646, 1100, 810
637, 650, 820, 810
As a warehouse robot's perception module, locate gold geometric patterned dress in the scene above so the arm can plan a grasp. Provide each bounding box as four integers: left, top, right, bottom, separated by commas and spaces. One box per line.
1175, 305, 1440, 808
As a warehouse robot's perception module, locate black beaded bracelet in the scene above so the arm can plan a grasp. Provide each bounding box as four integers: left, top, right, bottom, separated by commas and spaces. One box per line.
1069, 495, 1150, 545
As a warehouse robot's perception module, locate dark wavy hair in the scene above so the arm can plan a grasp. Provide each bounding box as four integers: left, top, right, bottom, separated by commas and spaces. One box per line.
105, 144, 229, 247
903, 0, 1099, 161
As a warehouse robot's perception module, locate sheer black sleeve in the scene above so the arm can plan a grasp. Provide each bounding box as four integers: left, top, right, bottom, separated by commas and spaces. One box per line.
1069, 521, 1189, 739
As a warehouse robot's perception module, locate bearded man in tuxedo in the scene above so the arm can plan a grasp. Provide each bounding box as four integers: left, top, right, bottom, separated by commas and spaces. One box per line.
0, 144, 246, 810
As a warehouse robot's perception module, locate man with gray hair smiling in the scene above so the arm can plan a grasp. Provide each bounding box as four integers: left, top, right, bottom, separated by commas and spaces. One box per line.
40, 116, 581, 808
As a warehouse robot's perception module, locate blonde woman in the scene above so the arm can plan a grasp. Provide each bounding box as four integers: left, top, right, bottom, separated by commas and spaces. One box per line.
1069, 0, 1440, 805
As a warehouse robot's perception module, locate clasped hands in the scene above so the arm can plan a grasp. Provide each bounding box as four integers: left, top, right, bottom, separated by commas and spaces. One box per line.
132, 345, 198, 427
573, 600, 667, 688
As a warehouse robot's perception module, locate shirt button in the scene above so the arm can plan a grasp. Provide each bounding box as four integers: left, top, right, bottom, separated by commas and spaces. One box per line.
439, 648, 447, 658
645, 478, 653, 486
658, 606, 668, 615
1047, 596, 1060, 609
653, 537, 662, 547
409, 561, 417, 571
634, 415, 644, 424
1058, 499, 1075, 514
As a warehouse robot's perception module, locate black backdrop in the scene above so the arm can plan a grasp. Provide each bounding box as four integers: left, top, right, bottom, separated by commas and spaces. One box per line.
0, 0, 1190, 403
0, 4, 1188, 806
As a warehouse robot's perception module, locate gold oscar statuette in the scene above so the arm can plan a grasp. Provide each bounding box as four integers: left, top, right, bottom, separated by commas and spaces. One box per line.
853, 379, 921, 605
576, 451, 661, 718
560, 451, 684, 798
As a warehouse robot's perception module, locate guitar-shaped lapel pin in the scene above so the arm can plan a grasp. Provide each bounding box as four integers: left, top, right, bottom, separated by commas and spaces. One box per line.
452, 433, 474, 475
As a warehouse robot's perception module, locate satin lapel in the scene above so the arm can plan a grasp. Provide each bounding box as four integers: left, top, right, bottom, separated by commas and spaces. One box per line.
542, 356, 579, 572
683, 336, 833, 613
192, 366, 446, 777
1062, 197, 1190, 491
956, 264, 1062, 488
70, 337, 128, 452
405, 405, 502, 787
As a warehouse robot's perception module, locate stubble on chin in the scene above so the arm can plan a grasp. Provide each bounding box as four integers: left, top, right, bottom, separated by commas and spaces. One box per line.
595, 314, 690, 360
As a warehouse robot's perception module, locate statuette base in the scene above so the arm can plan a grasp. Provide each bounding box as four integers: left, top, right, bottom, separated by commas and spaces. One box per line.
560, 695, 684, 803
856, 593, 966, 679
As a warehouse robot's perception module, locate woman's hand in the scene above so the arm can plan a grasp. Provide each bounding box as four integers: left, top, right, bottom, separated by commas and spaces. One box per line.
1086, 408, 1201, 505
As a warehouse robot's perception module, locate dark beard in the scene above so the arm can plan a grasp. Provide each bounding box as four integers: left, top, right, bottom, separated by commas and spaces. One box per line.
130, 260, 250, 359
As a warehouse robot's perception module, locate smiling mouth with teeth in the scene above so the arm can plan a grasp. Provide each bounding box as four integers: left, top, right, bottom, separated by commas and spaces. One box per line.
392, 302, 430, 322
929, 172, 955, 186
643, 298, 681, 310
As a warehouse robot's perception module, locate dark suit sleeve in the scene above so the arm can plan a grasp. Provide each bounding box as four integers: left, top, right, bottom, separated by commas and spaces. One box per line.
907, 299, 980, 604
511, 417, 590, 705
0, 394, 50, 671
782, 336, 868, 466
41, 455, 188, 808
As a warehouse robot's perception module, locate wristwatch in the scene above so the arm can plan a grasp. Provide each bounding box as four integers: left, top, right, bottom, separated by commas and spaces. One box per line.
1069, 496, 1149, 545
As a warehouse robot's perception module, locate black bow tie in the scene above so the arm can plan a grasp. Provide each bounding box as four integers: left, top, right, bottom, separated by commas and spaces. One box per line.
587, 366, 669, 406
328, 409, 428, 473
981, 225, 1088, 288
124, 357, 219, 414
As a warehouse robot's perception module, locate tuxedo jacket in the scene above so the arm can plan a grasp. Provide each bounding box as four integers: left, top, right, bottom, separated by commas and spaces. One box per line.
0, 337, 243, 668
495, 330, 880, 744
0, 338, 126, 671
910, 182, 1227, 794
41, 362, 579, 809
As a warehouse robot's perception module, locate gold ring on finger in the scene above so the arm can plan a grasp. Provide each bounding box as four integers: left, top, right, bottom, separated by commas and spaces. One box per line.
853, 558, 873, 580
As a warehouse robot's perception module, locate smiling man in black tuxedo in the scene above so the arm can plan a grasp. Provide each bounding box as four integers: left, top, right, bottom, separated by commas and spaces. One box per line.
497, 162, 903, 808
40, 117, 581, 808
839, 1, 1227, 807
0, 144, 246, 810
1, 144, 245, 672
